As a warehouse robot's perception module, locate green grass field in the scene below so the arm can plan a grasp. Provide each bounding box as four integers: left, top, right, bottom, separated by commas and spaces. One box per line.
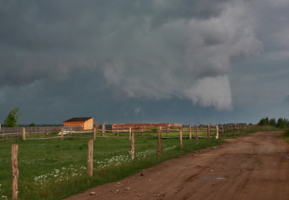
0, 125, 284, 200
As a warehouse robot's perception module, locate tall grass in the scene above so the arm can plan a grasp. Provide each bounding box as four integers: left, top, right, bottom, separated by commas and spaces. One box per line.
220, 125, 281, 139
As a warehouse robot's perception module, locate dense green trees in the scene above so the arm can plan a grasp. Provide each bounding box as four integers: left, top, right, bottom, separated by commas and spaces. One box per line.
29, 123, 36, 127
3, 108, 20, 127
276, 118, 288, 128
269, 118, 276, 126
258, 117, 269, 125
258, 117, 289, 128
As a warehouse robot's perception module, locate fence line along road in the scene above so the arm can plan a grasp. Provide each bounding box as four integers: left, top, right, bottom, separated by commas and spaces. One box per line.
4, 123, 247, 200
0, 124, 247, 142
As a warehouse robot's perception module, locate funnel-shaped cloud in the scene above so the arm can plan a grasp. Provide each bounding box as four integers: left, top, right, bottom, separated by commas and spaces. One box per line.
183, 75, 232, 110
101, 1, 262, 110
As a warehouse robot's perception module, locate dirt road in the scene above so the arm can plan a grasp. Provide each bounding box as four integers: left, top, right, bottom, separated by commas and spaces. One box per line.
63, 131, 289, 200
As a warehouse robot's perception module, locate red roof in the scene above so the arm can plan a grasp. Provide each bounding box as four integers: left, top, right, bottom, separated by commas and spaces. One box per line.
63, 117, 93, 122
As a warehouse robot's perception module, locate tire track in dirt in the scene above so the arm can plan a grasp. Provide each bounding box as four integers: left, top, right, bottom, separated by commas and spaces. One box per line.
63, 131, 289, 200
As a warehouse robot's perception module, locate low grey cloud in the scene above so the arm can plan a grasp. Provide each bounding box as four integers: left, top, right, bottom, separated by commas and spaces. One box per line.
0, 0, 263, 112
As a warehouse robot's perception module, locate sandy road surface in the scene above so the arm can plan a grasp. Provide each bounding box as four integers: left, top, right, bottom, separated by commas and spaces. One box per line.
63, 131, 289, 200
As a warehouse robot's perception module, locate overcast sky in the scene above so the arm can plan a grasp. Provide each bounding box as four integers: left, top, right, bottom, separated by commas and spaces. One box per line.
1, 0, 289, 125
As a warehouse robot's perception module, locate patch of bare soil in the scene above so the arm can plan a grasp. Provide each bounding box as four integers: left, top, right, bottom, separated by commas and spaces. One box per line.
63, 131, 289, 200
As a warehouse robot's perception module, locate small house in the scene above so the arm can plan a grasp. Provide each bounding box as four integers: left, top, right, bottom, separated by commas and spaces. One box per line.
63, 117, 94, 130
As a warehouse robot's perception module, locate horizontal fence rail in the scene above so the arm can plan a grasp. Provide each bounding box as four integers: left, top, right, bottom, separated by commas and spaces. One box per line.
1, 123, 247, 199
0, 124, 248, 142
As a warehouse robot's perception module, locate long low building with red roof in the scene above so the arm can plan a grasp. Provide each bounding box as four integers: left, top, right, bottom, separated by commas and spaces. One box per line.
112, 123, 182, 131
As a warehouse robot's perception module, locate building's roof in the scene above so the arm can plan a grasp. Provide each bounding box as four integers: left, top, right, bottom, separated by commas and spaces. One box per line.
112, 123, 182, 128
63, 117, 93, 122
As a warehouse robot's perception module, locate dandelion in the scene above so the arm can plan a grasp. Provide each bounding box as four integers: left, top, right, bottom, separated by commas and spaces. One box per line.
34, 165, 87, 186
33, 145, 177, 186
1, 195, 8, 200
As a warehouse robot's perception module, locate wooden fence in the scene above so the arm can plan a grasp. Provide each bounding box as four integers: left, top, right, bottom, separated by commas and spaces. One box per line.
0, 124, 247, 142
5, 123, 247, 199
0, 126, 82, 141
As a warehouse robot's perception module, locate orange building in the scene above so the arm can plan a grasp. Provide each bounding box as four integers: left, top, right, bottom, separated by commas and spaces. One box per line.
63, 117, 94, 130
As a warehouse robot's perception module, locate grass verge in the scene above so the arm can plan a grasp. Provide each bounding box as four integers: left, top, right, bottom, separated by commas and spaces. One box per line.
220, 125, 281, 139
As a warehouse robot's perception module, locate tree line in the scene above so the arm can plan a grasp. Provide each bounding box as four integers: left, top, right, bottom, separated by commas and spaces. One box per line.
2, 108, 289, 129
257, 117, 289, 128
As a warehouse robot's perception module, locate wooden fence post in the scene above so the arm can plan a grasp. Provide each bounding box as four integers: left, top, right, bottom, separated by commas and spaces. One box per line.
195, 125, 199, 145
189, 125, 192, 139
179, 127, 183, 149
22, 127, 26, 141
16, 128, 19, 139
87, 139, 93, 176
207, 124, 211, 140
93, 127, 96, 140
11, 144, 18, 200
95, 123, 99, 136
166, 126, 169, 136
158, 127, 162, 156
102, 123, 105, 136
61, 128, 64, 140
130, 132, 135, 160
215, 124, 219, 139
209, 124, 211, 139
129, 127, 132, 140
207, 124, 209, 139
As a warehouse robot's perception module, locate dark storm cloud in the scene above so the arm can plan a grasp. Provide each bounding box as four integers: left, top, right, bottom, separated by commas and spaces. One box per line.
0, 0, 263, 112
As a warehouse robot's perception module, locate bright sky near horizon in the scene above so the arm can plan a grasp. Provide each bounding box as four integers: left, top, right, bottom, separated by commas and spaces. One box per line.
0, 0, 289, 125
